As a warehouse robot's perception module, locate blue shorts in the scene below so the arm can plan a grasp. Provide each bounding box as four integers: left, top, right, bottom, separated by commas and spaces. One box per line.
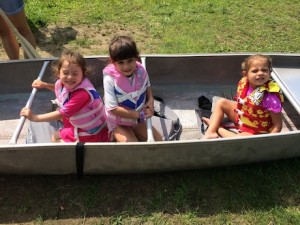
0, 0, 24, 15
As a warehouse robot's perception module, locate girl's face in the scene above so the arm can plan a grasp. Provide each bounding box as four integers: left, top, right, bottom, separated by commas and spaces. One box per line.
59, 60, 84, 89
114, 57, 137, 77
245, 59, 271, 89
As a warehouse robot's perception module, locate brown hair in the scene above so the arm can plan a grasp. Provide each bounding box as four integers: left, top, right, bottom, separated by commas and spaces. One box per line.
241, 54, 272, 73
51, 49, 87, 79
108, 35, 139, 62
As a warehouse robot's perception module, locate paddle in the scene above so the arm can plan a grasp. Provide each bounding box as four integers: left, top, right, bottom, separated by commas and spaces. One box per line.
9, 60, 50, 144
141, 57, 155, 142
2, 9, 46, 144
146, 117, 155, 142
0, 8, 40, 59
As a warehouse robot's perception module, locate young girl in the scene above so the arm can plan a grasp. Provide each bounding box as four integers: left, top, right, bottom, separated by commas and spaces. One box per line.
202, 54, 284, 139
102, 35, 162, 142
20, 49, 109, 142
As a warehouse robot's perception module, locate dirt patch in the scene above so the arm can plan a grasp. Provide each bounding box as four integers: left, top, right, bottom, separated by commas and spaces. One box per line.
0, 22, 152, 60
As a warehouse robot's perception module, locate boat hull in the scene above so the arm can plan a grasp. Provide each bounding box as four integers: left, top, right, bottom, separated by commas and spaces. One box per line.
1, 54, 300, 174
1, 131, 299, 175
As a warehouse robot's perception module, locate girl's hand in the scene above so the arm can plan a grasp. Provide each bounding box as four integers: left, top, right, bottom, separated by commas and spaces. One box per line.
144, 98, 154, 116
32, 79, 46, 89
20, 107, 33, 120
143, 105, 154, 118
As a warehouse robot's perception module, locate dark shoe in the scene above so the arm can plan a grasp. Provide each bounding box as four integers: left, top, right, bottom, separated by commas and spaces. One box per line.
198, 95, 212, 110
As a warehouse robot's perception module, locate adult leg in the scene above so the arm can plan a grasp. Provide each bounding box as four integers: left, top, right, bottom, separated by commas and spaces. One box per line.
202, 98, 237, 139
0, 16, 19, 59
8, 9, 36, 57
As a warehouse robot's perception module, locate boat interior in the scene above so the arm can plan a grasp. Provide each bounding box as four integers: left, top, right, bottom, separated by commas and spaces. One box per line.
1, 54, 300, 144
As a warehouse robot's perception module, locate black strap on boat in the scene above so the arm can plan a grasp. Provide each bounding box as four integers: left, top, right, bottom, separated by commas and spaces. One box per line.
75, 142, 85, 180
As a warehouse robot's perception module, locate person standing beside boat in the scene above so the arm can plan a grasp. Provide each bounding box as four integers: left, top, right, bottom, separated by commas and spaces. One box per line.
0, 0, 36, 59
20, 50, 109, 143
202, 54, 284, 139
103, 35, 162, 142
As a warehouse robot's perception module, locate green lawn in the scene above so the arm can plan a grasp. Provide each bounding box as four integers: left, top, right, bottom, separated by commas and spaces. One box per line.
1, 0, 299, 224
26, 0, 300, 54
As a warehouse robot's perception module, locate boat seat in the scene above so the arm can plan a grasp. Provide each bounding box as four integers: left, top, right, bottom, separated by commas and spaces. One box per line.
26, 116, 179, 143
272, 67, 300, 114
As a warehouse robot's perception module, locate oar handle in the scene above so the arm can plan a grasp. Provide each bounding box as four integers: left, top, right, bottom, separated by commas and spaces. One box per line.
141, 57, 155, 142
147, 118, 155, 142
9, 61, 50, 144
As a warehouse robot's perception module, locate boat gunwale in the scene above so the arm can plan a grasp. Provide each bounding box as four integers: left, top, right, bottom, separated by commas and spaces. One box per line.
1, 53, 300, 173
1, 52, 300, 64
1, 129, 300, 149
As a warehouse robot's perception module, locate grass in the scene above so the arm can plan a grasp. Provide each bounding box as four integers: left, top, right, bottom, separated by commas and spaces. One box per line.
25, 0, 300, 54
1, 0, 300, 224
1, 158, 299, 224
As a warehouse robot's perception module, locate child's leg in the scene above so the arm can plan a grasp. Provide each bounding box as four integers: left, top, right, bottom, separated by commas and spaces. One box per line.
51, 131, 63, 142
218, 128, 253, 138
114, 126, 139, 142
202, 98, 237, 139
133, 123, 147, 141
133, 123, 163, 142
153, 126, 163, 141
217, 127, 238, 138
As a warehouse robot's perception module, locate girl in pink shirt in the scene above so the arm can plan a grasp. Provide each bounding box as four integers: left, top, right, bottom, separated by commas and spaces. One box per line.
20, 50, 109, 142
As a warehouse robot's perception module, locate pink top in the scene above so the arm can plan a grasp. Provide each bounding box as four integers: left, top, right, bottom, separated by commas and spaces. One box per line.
58, 89, 109, 142
59, 89, 89, 119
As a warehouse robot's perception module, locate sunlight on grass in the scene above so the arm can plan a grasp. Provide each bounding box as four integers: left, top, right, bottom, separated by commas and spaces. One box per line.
25, 0, 300, 54
0, 1, 298, 224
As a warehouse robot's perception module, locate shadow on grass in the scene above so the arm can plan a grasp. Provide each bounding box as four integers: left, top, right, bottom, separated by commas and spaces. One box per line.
0, 157, 299, 223
28, 19, 77, 57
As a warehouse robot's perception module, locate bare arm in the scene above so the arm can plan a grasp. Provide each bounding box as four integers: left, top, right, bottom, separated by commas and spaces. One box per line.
32, 79, 55, 92
269, 111, 283, 133
20, 107, 63, 122
144, 87, 155, 117
110, 106, 140, 119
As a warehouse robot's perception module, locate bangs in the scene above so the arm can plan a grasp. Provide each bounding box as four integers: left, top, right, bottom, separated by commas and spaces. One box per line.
113, 46, 137, 61
109, 36, 139, 61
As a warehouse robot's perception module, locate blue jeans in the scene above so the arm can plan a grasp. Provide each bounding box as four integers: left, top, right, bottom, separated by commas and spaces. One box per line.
0, 0, 24, 15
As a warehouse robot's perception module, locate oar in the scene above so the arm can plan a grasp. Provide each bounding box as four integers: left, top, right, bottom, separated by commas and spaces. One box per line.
141, 57, 155, 142
146, 117, 155, 142
0, 8, 40, 59
9, 61, 50, 144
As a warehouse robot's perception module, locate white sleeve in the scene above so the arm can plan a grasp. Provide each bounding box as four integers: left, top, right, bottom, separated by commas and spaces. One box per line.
103, 74, 118, 110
